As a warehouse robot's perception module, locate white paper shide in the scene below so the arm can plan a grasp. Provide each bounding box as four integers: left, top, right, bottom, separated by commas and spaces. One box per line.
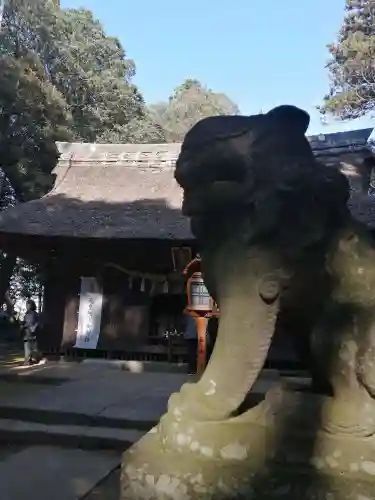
75, 277, 103, 349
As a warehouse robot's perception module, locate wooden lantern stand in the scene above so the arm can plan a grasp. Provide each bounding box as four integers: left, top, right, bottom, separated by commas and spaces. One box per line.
183, 256, 219, 377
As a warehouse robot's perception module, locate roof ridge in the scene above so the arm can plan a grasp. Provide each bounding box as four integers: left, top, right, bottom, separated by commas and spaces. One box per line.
56, 142, 181, 169
56, 128, 373, 163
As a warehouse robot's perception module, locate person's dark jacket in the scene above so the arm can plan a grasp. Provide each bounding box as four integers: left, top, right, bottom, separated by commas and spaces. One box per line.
23, 310, 39, 337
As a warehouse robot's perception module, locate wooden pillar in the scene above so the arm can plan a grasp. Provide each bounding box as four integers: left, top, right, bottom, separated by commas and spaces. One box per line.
195, 316, 208, 376
62, 277, 80, 349
41, 258, 65, 352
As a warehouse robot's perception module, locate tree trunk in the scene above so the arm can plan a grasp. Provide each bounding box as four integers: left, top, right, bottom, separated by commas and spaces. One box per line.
38, 279, 43, 313
4, 290, 17, 322
0, 254, 16, 313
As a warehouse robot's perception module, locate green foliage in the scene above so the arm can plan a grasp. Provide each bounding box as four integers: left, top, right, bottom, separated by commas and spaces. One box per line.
321, 0, 375, 119
9, 259, 41, 303
0, 52, 72, 200
97, 112, 167, 144
0, 1, 72, 200
150, 79, 239, 142
5, 1, 163, 144
0, 171, 16, 211
37, 6, 152, 142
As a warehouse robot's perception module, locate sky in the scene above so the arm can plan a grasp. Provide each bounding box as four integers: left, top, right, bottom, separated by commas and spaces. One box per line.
60, 0, 374, 135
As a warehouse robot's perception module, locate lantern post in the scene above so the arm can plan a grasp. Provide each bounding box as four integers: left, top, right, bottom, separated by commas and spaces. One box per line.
183, 255, 219, 376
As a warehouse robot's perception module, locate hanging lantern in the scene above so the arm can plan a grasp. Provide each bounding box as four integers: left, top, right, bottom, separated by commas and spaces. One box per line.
182, 256, 216, 377
186, 271, 213, 314
183, 255, 215, 316
182, 255, 223, 375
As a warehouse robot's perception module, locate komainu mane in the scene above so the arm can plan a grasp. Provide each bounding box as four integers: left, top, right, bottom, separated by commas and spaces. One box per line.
174, 105, 375, 433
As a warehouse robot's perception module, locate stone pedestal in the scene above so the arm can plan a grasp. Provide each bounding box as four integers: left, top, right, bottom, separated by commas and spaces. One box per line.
121, 384, 375, 499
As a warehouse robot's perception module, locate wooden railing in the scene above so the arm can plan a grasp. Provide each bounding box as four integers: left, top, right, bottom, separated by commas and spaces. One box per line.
42, 338, 188, 364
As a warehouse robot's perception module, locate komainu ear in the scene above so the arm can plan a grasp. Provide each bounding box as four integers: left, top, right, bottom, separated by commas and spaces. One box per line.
266, 105, 310, 134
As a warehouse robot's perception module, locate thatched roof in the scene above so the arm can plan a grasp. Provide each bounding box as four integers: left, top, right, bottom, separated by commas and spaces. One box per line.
0, 128, 374, 240
0, 143, 189, 240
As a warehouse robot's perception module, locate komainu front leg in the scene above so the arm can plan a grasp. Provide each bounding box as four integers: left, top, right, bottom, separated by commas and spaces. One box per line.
161, 246, 283, 430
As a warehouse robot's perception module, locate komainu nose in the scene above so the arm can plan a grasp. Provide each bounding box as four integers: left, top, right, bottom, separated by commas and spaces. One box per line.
174, 157, 198, 189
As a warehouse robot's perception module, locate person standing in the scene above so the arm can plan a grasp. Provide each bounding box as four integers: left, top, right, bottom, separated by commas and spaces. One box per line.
22, 299, 39, 366
183, 315, 198, 374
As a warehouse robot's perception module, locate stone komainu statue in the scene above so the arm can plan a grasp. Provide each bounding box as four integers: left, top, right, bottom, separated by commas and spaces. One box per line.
174, 105, 375, 437
121, 106, 375, 500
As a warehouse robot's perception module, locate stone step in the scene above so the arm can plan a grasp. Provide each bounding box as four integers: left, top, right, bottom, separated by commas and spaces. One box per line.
0, 446, 120, 500
0, 373, 311, 432
0, 419, 145, 451
0, 406, 156, 430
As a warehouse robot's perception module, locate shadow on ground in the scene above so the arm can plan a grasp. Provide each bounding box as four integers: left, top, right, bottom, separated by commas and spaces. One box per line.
85, 467, 120, 500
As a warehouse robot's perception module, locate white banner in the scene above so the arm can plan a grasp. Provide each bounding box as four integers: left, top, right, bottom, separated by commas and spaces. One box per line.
75, 277, 103, 350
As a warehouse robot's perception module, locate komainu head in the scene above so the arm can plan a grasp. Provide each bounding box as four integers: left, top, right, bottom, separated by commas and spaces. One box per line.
175, 105, 351, 253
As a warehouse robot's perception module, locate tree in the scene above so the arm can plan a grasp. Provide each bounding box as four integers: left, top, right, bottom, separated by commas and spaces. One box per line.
1, 1, 161, 146
0, 2, 73, 200
9, 258, 42, 308
0, 172, 17, 318
45, 6, 150, 142
0, 53, 72, 201
150, 79, 239, 142
321, 0, 375, 119
97, 112, 166, 144
2, 1, 160, 143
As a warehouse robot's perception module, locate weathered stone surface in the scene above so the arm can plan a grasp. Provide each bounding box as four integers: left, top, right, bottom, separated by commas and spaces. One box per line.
121, 105, 375, 499
121, 387, 375, 499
